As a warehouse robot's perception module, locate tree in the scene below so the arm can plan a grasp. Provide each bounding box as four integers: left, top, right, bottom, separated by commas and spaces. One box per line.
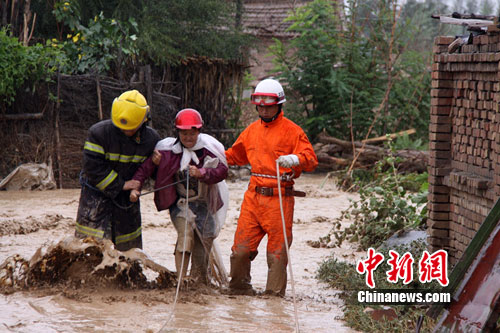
270, 0, 431, 142
479, 0, 495, 15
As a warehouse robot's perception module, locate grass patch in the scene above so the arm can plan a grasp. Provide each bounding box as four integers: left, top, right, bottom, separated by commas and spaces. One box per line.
317, 241, 440, 332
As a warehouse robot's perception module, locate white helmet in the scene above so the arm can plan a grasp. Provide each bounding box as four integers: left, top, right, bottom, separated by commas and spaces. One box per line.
251, 79, 286, 106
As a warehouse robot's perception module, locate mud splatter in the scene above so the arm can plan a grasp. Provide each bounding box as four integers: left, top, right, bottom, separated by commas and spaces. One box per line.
0, 236, 176, 294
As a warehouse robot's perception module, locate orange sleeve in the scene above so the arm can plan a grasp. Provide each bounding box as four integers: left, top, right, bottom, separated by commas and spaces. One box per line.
225, 129, 249, 166
292, 129, 318, 175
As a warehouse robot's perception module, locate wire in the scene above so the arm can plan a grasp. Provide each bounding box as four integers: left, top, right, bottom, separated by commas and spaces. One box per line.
159, 170, 190, 332
276, 160, 300, 333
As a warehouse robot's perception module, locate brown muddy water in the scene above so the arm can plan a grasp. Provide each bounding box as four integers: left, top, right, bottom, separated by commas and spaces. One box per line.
0, 173, 361, 332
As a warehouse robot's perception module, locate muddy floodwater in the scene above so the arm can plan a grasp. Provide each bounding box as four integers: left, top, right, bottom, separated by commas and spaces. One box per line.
0, 173, 362, 332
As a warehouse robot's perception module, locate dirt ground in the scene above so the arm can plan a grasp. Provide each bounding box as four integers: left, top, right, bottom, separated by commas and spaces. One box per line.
0, 172, 362, 332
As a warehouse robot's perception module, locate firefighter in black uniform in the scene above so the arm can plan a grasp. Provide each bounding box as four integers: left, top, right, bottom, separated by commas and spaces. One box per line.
75, 90, 160, 251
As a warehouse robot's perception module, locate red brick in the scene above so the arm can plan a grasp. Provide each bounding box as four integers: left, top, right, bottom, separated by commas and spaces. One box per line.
430, 150, 451, 159
431, 89, 454, 98
431, 106, 451, 115
429, 124, 452, 133
429, 133, 451, 141
428, 219, 450, 228
435, 36, 455, 45
428, 193, 450, 203
428, 202, 450, 211
429, 229, 449, 238
429, 142, 451, 150
431, 72, 453, 80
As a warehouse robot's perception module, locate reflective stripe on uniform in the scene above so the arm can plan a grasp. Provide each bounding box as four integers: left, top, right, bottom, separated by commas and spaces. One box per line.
75, 222, 105, 238
84, 141, 105, 154
96, 170, 118, 190
105, 152, 147, 163
115, 226, 142, 245
84, 142, 146, 164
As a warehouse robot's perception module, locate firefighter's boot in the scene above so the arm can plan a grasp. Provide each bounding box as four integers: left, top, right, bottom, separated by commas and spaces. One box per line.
264, 251, 288, 296
227, 247, 257, 295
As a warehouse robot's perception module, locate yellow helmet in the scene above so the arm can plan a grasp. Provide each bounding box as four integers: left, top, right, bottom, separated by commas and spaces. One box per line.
111, 90, 150, 130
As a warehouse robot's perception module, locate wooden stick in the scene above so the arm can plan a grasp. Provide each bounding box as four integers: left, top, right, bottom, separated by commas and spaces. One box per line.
145, 65, 154, 128
0, 112, 44, 120
55, 72, 63, 189
361, 128, 416, 144
96, 75, 103, 120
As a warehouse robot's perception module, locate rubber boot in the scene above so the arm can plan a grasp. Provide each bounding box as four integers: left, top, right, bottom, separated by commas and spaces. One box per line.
265, 251, 288, 296
228, 247, 257, 295
191, 235, 213, 285
175, 251, 191, 281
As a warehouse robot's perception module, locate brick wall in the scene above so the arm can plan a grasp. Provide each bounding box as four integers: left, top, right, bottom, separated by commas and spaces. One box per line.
428, 34, 500, 265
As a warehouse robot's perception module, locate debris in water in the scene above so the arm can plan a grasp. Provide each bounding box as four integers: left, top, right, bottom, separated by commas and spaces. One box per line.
0, 236, 176, 293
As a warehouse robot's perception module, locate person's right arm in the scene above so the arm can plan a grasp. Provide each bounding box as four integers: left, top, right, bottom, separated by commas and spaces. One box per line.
225, 130, 249, 166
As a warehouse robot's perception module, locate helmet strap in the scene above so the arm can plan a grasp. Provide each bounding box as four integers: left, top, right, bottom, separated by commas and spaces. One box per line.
257, 104, 282, 123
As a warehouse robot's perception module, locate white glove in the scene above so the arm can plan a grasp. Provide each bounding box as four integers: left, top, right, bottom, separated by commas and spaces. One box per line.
277, 154, 299, 168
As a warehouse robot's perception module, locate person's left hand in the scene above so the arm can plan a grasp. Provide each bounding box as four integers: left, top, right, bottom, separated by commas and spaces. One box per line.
188, 165, 202, 178
152, 150, 161, 166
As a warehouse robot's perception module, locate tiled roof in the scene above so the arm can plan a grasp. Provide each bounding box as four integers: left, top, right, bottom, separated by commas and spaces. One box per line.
242, 1, 312, 38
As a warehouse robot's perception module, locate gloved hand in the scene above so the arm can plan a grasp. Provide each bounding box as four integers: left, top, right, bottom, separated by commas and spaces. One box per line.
277, 154, 299, 168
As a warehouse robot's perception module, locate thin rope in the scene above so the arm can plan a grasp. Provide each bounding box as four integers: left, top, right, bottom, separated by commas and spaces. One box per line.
139, 178, 186, 197
79, 171, 185, 210
276, 160, 300, 333
159, 170, 190, 332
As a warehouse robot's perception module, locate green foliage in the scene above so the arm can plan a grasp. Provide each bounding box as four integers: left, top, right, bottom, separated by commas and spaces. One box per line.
53, 1, 139, 74
137, 0, 251, 64
0, 28, 63, 105
401, 0, 457, 52
393, 133, 428, 151
32, 0, 250, 66
329, 143, 428, 250
270, 0, 432, 141
317, 242, 439, 332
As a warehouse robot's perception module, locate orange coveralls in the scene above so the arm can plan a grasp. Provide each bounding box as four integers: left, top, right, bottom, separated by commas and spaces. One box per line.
225, 112, 318, 295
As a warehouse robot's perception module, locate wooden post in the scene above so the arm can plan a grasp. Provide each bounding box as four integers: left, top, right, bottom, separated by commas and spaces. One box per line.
144, 64, 154, 128
96, 75, 103, 120
55, 72, 63, 189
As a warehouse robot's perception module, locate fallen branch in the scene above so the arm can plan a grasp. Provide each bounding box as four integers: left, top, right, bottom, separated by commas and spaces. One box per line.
316, 132, 429, 173
0, 113, 44, 120
362, 128, 416, 144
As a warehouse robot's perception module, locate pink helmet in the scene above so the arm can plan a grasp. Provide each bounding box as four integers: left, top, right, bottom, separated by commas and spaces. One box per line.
175, 108, 203, 129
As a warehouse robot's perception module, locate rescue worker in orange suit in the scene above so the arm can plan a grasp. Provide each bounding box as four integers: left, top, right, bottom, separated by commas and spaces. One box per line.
75, 90, 160, 251
225, 78, 318, 295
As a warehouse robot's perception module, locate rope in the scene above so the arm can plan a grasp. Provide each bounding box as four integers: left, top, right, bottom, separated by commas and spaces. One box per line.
159, 170, 191, 332
79, 171, 185, 210
276, 160, 300, 333
139, 178, 186, 197
251, 171, 295, 182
